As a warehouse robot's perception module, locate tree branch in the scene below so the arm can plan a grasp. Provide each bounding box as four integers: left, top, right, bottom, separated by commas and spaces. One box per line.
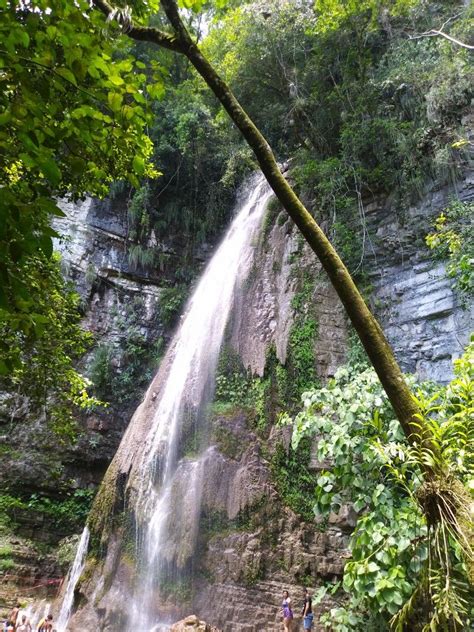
409, 29, 473, 50
408, 12, 473, 50
92, 0, 184, 53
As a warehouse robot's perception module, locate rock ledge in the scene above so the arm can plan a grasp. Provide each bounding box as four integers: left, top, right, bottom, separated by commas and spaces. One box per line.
170, 614, 221, 632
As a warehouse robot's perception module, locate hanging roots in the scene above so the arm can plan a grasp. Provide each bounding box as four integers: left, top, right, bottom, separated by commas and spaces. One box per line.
417, 476, 469, 527
416, 474, 473, 581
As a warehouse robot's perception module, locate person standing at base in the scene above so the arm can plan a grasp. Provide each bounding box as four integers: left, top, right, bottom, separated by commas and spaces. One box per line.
282, 590, 293, 631
8, 605, 20, 632
36, 615, 53, 632
302, 588, 313, 630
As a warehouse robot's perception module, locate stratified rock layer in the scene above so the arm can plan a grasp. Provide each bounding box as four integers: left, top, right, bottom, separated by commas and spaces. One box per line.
3, 154, 472, 629
367, 173, 473, 383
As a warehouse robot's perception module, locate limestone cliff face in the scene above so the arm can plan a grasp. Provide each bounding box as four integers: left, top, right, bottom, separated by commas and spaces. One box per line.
2, 162, 472, 627
188, 172, 473, 632
366, 173, 473, 383
0, 194, 198, 615
66, 168, 472, 631
1, 197, 167, 502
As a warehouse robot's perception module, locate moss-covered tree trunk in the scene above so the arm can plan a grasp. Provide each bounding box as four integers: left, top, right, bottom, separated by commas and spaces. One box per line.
93, 0, 422, 444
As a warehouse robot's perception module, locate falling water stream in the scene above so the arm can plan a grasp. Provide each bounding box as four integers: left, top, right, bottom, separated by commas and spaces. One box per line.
130, 174, 271, 630
56, 527, 90, 632
56, 175, 272, 631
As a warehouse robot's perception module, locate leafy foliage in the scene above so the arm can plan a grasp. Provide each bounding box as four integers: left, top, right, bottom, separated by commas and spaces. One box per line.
285, 339, 473, 630
0, 0, 158, 369
426, 199, 474, 300
270, 439, 318, 522
0, 253, 101, 437
313, 0, 418, 34
204, 0, 472, 275
88, 297, 164, 406
213, 352, 271, 433
159, 285, 188, 328
288, 276, 318, 396
0, 488, 95, 531
112, 38, 257, 279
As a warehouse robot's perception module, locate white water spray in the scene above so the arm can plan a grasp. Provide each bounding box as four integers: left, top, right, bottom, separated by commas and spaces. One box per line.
56, 526, 90, 632
21, 600, 50, 631
129, 175, 272, 630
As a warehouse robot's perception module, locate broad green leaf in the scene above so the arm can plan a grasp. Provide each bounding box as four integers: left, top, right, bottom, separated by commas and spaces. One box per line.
38, 157, 62, 185
39, 235, 53, 258
107, 91, 123, 112
0, 111, 11, 126
55, 67, 78, 86
132, 154, 145, 176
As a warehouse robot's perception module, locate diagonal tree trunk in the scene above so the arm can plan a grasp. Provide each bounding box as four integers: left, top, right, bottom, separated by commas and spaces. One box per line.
93, 0, 425, 446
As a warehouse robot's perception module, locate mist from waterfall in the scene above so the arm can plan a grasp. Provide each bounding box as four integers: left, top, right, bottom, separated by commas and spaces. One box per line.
127, 175, 272, 630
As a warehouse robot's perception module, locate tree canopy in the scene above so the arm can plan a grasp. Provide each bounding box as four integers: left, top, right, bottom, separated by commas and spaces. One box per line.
0, 0, 159, 371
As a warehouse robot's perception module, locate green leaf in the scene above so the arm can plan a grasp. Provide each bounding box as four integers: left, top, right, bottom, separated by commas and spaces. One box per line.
17, 29, 30, 48
107, 91, 123, 113
397, 537, 411, 553
132, 154, 145, 176
55, 67, 77, 86
39, 157, 62, 185
39, 235, 53, 258
109, 74, 125, 86
147, 82, 165, 100
37, 198, 65, 217
367, 562, 380, 573
0, 111, 11, 126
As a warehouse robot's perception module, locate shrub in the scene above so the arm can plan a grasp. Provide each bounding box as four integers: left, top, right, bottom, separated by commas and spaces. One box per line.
159, 285, 188, 328
284, 339, 473, 630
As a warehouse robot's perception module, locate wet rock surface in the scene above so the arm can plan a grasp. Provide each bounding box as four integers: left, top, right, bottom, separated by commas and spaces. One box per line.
230, 212, 348, 378
170, 614, 221, 631
192, 410, 349, 631
65, 169, 473, 632
0, 196, 170, 501
0, 527, 61, 620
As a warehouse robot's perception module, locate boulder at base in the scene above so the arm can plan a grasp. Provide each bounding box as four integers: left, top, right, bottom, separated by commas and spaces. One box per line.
170, 615, 221, 631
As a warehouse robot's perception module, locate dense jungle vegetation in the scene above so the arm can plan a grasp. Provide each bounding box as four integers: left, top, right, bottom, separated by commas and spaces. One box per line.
0, 0, 473, 629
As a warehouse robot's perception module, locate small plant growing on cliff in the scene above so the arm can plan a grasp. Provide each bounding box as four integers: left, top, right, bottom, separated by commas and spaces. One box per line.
160, 285, 188, 328
426, 199, 474, 301
270, 439, 318, 522
89, 344, 115, 399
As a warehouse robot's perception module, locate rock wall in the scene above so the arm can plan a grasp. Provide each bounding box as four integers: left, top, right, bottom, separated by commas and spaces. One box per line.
230, 213, 347, 379
367, 171, 473, 383
64, 207, 351, 631
0, 194, 196, 615
1, 184, 217, 494
193, 420, 349, 632
189, 169, 474, 631
3, 161, 473, 629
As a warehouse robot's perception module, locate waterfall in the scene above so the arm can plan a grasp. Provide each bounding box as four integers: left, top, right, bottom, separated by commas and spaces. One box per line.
126, 174, 272, 630
56, 527, 90, 632
21, 600, 50, 631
